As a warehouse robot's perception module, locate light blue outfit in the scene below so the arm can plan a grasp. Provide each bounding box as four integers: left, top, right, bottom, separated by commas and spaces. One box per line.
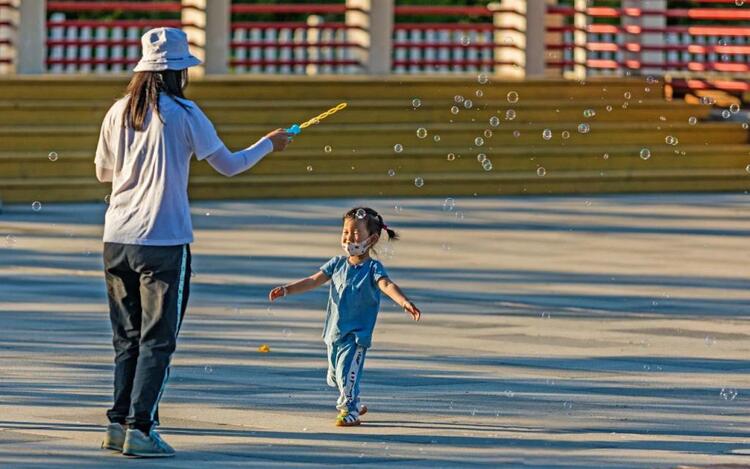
320, 255, 389, 413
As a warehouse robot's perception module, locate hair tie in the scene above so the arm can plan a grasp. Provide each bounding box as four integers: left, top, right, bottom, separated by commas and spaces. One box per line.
382, 223, 389, 230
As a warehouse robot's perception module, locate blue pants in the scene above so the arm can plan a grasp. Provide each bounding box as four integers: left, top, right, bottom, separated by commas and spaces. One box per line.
326, 334, 367, 414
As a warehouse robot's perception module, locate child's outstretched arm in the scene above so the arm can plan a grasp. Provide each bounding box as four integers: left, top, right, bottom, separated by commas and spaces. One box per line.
269, 271, 330, 302
377, 277, 421, 321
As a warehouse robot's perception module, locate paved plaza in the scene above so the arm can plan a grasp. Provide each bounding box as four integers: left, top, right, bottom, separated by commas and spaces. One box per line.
0, 194, 749, 468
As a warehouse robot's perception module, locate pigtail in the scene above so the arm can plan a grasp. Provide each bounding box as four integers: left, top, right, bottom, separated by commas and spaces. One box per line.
376, 214, 399, 241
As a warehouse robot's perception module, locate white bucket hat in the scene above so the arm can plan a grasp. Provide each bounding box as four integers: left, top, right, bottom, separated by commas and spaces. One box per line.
133, 27, 202, 72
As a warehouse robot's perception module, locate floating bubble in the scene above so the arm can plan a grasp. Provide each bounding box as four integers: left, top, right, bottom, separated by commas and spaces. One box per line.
204, 365, 213, 374
730, 103, 741, 113
737, 0, 745, 6
477, 73, 489, 85
205, 211, 211, 216
561, 130, 570, 139
505, 109, 516, 121
722, 109, 731, 119
306, 165, 313, 172
388, 168, 396, 177
460, 35, 471, 46
541, 312, 551, 319
644, 87, 651, 93
542, 129, 553, 140
484, 129, 492, 138
433, 135, 441, 142
48, 151, 58, 162
742, 123, 749, 130
414, 177, 424, 188
442, 198, 455, 211
659, 115, 667, 121
720, 388, 738, 401
416, 128, 428, 139
394, 144, 403, 153
688, 116, 698, 125
477, 153, 487, 163
746, 164, 750, 173
700, 96, 715, 105
475, 89, 483, 98
705, 335, 716, 347
447, 153, 456, 161
474, 137, 484, 147
454, 95, 465, 104
665, 135, 678, 145
606, 105, 613, 112
577, 123, 590, 134
537, 167, 546, 177
512, 130, 521, 138
506, 91, 519, 103
463, 99, 473, 109
323, 145, 332, 153
489, 116, 500, 127
104, 194, 111, 204
583, 109, 596, 118
624, 91, 632, 99
482, 161, 493, 171
646, 76, 658, 84
412, 98, 421, 108
640, 148, 651, 160
603, 153, 609, 160
5, 234, 16, 246
355, 208, 367, 219
31, 201, 42, 212
282, 328, 292, 337
450, 106, 460, 115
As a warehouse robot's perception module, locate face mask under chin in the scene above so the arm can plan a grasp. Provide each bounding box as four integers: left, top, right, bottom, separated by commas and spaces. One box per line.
342, 235, 375, 257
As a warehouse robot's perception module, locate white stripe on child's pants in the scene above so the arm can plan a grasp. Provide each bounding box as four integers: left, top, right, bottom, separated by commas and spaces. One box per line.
342, 345, 365, 410
150, 245, 188, 422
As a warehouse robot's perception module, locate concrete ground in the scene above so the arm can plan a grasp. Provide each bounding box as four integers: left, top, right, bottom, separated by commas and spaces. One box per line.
0, 194, 749, 468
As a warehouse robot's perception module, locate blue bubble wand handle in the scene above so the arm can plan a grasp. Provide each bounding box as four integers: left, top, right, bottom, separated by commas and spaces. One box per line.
286, 102, 348, 135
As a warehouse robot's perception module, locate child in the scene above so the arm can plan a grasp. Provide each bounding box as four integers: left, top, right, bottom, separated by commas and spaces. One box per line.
269, 207, 421, 426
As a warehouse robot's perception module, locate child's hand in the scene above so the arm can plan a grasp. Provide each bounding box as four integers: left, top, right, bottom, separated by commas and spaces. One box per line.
265, 128, 292, 152
402, 301, 421, 321
269, 286, 287, 302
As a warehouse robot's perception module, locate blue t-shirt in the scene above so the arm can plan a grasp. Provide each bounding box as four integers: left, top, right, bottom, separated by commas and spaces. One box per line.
320, 256, 389, 348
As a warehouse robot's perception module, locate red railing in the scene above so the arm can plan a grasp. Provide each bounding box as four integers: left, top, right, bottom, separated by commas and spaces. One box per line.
0, 1, 15, 67
546, 0, 750, 90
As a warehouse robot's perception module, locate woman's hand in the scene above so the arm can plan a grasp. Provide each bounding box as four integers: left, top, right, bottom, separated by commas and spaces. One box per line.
265, 129, 292, 152
402, 301, 421, 321
269, 286, 287, 302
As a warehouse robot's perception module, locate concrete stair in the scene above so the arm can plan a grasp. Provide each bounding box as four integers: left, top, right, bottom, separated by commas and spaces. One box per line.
0, 75, 747, 203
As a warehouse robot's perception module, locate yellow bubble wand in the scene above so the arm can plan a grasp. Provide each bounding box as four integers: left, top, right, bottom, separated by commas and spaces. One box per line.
286, 102, 348, 135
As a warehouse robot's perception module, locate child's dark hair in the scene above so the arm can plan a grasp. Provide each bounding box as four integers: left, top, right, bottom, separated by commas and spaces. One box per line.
343, 207, 399, 241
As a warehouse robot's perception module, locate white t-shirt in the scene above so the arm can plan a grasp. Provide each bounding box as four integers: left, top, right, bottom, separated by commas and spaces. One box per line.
95, 93, 223, 246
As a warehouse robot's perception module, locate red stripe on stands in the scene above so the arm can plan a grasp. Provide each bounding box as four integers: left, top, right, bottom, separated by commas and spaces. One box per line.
231, 22, 352, 31
229, 59, 361, 66
394, 6, 495, 16
231, 4, 349, 14
47, 1, 182, 12
230, 41, 363, 49
47, 20, 185, 28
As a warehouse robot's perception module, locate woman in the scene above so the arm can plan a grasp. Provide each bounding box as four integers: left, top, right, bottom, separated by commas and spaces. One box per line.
95, 27, 290, 458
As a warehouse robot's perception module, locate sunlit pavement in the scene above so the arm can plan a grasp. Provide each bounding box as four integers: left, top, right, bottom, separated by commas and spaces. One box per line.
1, 194, 749, 468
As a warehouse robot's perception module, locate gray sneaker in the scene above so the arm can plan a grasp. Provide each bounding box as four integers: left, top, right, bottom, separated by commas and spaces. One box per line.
100, 423, 126, 452
122, 428, 175, 458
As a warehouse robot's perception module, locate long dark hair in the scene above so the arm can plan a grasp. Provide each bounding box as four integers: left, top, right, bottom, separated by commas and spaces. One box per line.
343, 207, 399, 241
123, 69, 189, 131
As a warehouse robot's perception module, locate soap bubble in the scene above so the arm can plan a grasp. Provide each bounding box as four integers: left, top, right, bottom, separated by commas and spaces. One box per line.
416, 128, 428, 139
433, 135, 441, 142
745, 164, 750, 173
414, 177, 424, 188
583, 109, 596, 118
477, 73, 489, 85
665, 135, 678, 145
482, 160, 493, 171
450, 106, 460, 115
705, 335, 716, 347
722, 109, 731, 119
561, 130, 570, 139
355, 208, 367, 219
442, 198, 455, 211
646, 76, 657, 84
388, 168, 396, 177
104, 194, 111, 204
489, 116, 500, 127
393, 144, 403, 153
606, 105, 613, 112
474, 137, 484, 147
602, 153, 609, 160
31, 201, 42, 212
513, 130, 521, 138
463, 99, 473, 109
477, 153, 487, 163
48, 151, 58, 162
324, 145, 332, 153
460, 35, 471, 46
506, 91, 519, 103
536, 167, 546, 177
454, 95, 465, 104
720, 388, 738, 401
484, 129, 492, 138
412, 98, 421, 108
542, 129, 552, 140
282, 328, 292, 337
640, 148, 651, 160
737, 0, 745, 6
446, 153, 456, 161
204, 365, 213, 374
306, 165, 313, 172
505, 109, 516, 120
5, 234, 16, 247
475, 89, 483, 98
577, 123, 590, 134
688, 116, 697, 125
742, 123, 749, 130
624, 91, 632, 99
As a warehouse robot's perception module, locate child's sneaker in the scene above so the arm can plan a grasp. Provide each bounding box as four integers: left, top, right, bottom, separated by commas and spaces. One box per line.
100, 422, 126, 452
335, 409, 361, 427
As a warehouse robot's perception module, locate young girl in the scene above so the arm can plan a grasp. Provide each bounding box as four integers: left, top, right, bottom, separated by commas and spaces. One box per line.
269, 207, 421, 427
